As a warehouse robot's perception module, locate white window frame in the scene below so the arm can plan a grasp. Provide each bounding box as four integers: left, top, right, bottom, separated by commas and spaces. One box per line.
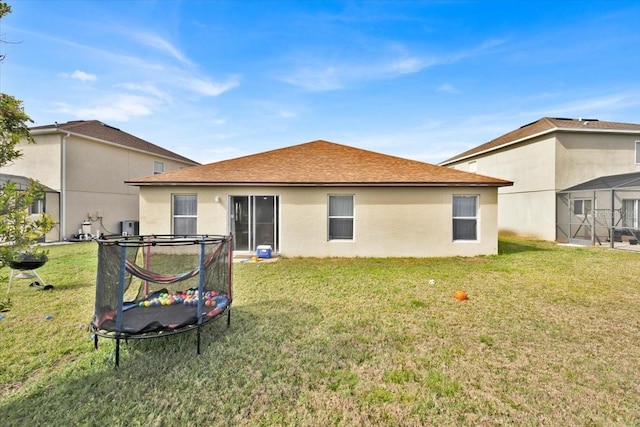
622, 199, 640, 228
328, 194, 355, 241
573, 198, 592, 216
452, 195, 479, 241
635, 141, 640, 165
154, 161, 165, 175
468, 161, 477, 173
172, 194, 197, 235
29, 198, 45, 215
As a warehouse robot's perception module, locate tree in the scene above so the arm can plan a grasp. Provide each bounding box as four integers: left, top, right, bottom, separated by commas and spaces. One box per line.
1, 2, 55, 309
0, 2, 9, 62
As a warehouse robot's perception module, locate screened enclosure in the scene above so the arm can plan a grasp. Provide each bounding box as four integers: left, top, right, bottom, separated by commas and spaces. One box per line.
557, 172, 640, 250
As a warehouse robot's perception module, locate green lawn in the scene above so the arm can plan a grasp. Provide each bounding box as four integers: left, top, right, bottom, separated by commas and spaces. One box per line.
1, 237, 638, 425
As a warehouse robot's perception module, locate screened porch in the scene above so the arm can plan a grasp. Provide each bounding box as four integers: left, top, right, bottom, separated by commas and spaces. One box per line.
556, 172, 640, 250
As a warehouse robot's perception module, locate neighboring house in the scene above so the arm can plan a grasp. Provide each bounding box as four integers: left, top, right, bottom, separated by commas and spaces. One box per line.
439, 117, 640, 243
0, 120, 199, 242
0, 173, 59, 243
126, 140, 512, 258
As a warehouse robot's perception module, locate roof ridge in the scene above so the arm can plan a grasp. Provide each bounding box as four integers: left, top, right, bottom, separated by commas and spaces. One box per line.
127, 140, 513, 187
441, 116, 640, 165
30, 120, 198, 165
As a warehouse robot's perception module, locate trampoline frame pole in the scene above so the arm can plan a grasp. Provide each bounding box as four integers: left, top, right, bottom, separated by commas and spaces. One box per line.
227, 235, 233, 328
116, 338, 120, 367
114, 244, 127, 368
196, 237, 206, 355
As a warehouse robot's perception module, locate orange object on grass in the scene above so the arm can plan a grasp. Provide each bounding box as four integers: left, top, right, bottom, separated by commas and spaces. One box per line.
454, 290, 468, 301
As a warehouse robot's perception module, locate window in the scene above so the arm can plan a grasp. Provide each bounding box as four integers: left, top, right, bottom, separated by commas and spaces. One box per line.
328, 195, 354, 240
573, 199, 592, 216
29, 199, 44, 215
172, 194, 197, 235
622, 199, 640, 228
452, 195, 478, 241
636, 141, 640, 165
154, 161, 165, 175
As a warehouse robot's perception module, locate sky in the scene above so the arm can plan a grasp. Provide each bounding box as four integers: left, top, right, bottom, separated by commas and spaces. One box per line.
1, 0, 639, 165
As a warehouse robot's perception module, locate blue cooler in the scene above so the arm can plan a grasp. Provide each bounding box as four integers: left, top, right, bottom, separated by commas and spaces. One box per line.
256, 245, 272, 259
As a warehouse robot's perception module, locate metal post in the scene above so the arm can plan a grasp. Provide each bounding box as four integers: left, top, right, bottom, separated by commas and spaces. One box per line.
196, 236, 206, 355
115, 338, 120, 367
114, 244, 127, 367
610, 189, 615, 249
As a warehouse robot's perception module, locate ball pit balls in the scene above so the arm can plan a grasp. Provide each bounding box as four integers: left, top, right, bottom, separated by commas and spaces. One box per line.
139, 290, 219, 308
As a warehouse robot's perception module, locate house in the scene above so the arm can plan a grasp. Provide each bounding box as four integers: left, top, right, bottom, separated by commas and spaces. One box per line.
0, 120, 199, 242
126, 140, 512, 258
439, 117, 640, 243
0, 172, 59, 243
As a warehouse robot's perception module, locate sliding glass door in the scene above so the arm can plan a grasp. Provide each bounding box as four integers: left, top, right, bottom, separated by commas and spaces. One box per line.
230, 195, 279, 252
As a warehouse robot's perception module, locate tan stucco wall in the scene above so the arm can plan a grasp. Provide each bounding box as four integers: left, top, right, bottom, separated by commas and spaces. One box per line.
138, 185, 500, 258
555, 132, 640, 189
1, 132, 194, 240
1, 134, 63, 188
449, 136, 557, 240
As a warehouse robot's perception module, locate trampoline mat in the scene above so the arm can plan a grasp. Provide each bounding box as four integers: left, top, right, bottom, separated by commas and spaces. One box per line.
96, 299, 229, 335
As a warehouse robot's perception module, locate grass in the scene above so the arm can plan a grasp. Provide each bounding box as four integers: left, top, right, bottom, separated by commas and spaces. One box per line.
0, 237, 639, 425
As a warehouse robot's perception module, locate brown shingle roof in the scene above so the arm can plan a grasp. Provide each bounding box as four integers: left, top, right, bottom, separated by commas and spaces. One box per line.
440, 117, 640, 165
127, 140, 512, 187
30, 120, 199, 165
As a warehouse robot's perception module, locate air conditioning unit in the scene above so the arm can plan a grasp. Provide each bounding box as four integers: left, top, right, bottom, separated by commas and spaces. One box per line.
119, 220, 139, 236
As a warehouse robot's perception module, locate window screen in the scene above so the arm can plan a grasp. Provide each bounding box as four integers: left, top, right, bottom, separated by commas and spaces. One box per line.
173, 194, 197, 235
623, 199, 639, 228
453, 195, 478, 241
154, 161, 165, 174
29, 199, 44, 215
573, 199, 592, 216
328, 195, 354, 240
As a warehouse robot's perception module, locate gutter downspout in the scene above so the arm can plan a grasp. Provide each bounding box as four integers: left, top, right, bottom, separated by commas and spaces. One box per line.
61, 132, 70, 240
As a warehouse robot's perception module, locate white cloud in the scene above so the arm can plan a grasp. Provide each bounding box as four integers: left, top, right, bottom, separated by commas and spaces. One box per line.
281, 67, 342, 91
437, 83, 459, 94
180, 75, 240, 97
537, 92, 640, 117
389, 57, 425, 74
276, 109, 297, 119
53, 94, 159, 121
70, 70, 98, 82
280, 38, 508, 91
131, 31, 192, 65
118, 82, 172, 102
451, 38, 509, 62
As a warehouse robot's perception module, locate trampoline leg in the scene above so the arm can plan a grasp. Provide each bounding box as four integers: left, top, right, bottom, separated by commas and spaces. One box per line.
197, 324, 202, 355
115, 338, 120, 367
94, 333, 99, 350
227, 308, 231, 327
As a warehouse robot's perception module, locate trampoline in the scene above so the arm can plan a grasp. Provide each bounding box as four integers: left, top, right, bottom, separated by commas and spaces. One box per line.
91, 234, 233, 366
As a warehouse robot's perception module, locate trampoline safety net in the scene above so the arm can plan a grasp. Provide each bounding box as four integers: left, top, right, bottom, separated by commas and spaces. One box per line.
91, 235, 233, 338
